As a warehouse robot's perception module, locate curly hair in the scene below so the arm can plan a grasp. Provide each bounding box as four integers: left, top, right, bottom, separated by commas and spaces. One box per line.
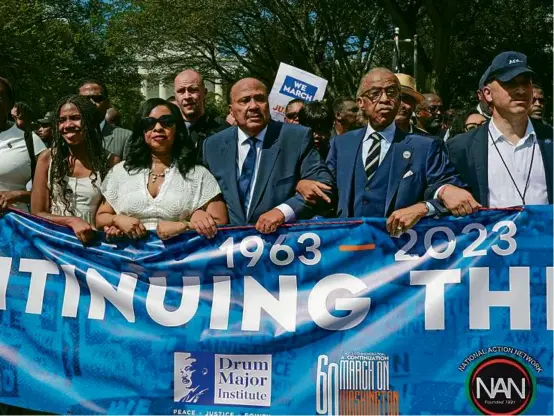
50, 95, 110, 215
124, 98, 196, 176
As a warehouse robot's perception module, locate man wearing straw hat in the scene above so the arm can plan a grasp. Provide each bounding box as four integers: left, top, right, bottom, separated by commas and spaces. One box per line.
394, 74, 427, 135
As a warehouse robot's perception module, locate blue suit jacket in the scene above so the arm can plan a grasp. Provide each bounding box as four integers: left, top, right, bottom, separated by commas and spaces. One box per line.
202, 121, 334, 225
447, 119, 553, 206
326, 126, 465, 217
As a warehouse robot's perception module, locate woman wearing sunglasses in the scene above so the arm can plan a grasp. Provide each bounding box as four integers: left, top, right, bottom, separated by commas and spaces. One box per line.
96, 98, 227, 240
31, 95, 120, 243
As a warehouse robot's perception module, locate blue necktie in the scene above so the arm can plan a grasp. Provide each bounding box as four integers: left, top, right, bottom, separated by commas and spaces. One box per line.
238, 137, 258, 213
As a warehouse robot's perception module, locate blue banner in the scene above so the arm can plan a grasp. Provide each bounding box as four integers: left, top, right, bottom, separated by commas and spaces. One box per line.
0, 207, 551, 415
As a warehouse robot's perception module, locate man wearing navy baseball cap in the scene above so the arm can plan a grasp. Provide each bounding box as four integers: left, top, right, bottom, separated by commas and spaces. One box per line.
448, 51, 552, 207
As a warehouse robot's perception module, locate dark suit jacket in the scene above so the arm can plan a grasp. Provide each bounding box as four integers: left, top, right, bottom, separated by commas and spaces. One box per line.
326, 126, 465, 217
447, 119, 553, 206
202, 121, 334, 225
102, 123, 132, 158
188, 114, 224, 162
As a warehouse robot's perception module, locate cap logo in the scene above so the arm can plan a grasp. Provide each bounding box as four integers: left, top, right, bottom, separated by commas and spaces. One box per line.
508, 59, 523, 64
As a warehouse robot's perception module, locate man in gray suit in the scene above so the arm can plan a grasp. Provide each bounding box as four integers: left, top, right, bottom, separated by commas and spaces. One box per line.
78, 80, 131, 158
202, 78, 334, 232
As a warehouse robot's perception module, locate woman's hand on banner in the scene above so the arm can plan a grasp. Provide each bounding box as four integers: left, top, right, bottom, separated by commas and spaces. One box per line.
113, 215, 147, 239
68, 217, 96, 244
190, 210, 218, 239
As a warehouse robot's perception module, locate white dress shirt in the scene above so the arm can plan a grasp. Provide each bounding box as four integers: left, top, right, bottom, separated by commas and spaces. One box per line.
362, 122, 437, 215
488, 118, 548, 207
236, 127, 295, 221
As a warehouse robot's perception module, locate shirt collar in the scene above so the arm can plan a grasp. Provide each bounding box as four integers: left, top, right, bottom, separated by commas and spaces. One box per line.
363, 121, 396, 144
488, 117, 535, 146
100, 119, 106, 131
237, 125, 268, 145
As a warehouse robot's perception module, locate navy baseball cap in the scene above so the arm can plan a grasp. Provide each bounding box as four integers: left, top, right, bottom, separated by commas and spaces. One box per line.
485, 51, 534, 84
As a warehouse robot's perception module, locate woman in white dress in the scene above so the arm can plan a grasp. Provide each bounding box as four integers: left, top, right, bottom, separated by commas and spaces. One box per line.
96, 98, 227, 240
31, 95, 119, 243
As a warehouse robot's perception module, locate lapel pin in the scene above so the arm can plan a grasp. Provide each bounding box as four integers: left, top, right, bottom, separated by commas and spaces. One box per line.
403, 150, 411, 159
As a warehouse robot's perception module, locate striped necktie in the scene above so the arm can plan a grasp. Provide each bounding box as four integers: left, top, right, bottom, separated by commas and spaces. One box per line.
364, 132, 383, 181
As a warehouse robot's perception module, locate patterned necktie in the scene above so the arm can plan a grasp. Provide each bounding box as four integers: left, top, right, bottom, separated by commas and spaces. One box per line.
238, 137, 258, 212
364, 132, 383, 181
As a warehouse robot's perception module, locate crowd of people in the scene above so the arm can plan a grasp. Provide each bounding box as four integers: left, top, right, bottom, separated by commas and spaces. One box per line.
0, 50, 551, 244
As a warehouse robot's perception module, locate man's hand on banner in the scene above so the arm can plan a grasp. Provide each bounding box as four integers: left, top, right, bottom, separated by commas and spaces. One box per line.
190, 210, 218, 239
296, 180, 332, 204
438, 185, 481, 216
113, 215, 147, 239
255, 208, 285, 234
387, 202, 428, 237
68, 218, 96, 244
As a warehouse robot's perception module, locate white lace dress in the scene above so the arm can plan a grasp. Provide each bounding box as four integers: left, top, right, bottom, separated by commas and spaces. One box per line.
101, 162, 221, 230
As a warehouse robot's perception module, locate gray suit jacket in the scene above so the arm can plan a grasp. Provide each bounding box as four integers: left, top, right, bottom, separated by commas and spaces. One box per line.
102, 123, 132, 158
202, 121, 335, 225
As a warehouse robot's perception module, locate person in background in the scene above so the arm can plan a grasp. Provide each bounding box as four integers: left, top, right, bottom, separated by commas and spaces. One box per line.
448, 51, 552, 207
394, 74, 426, 135
78, 79, 132, 158
11, 102, 35, 132
331, 96, 360, 136
464, 110, 487, 132
105, 107, 122, 128
96, 98, 227, 240
298, 101, 333, 159
31, 95, 119, 244
441, 108, 456, 141
416, 93, 443, 136
36, 111, 54, 148
224, 110, 236, 127
173, 69, 223, 161
284, 98, 304, 124
202, 78, 333, 231
449, 108, 487, 137
529, 84, 547, 123
0, 78, 46, 212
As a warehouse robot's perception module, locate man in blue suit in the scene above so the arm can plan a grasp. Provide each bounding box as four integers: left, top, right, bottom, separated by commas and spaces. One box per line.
202, 78, 334, 232
320, 68, 476, 235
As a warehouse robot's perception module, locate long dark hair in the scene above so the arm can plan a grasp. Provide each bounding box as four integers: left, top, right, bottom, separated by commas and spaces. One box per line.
50, 94, 110, 214
124, 98, 196, 176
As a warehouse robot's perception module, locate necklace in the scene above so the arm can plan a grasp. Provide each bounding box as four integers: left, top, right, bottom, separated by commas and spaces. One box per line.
149, 163, 172, 183
488, 129, 535, 205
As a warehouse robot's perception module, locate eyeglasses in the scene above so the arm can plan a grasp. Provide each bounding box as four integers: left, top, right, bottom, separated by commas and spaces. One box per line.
141, 115, 177, 131
361, 87, 400, 103
464, 121, 486, 132
285, 112, 299, 120
86, 94, 105, 104
425, 105, 443, 114
533, 97, 545, 104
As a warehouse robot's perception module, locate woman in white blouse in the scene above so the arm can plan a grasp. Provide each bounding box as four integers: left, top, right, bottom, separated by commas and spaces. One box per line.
31, 95, 119, 243
96, 98, 227, 240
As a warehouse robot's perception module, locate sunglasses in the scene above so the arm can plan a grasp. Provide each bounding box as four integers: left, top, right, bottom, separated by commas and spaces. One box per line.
141, 115, 177, 131
86, 94, 105, 104
285, 112, 299, 120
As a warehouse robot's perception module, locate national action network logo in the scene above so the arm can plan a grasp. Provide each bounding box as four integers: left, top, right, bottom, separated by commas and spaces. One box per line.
468, 355, 534, 415
316, 352, 399, 415
174, 352, 272, 407
279, 76, 318, 102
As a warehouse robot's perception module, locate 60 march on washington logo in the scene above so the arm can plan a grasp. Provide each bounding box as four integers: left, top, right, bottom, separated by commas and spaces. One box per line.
459, 346, 542, 415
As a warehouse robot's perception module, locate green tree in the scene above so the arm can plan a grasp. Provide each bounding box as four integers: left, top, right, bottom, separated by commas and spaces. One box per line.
0, 0, 142, 127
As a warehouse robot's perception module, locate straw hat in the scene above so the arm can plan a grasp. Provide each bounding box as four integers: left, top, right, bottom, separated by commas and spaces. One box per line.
395, 74, 424, 104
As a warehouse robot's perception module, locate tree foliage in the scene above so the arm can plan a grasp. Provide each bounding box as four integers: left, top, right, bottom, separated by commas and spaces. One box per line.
0, 0, 142, 127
